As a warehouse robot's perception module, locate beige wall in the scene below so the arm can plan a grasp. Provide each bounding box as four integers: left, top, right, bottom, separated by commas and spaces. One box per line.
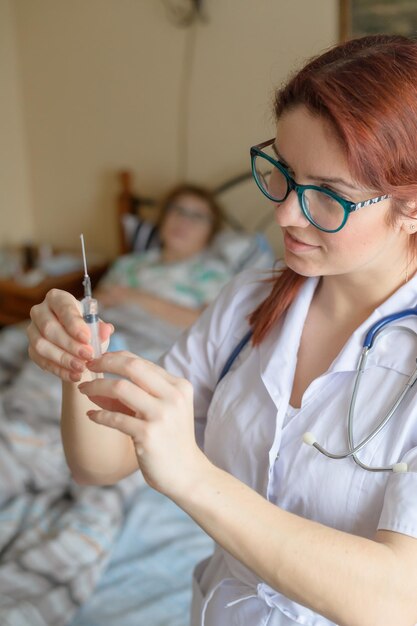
4, 0, 338, 258
1, 0, 34, 245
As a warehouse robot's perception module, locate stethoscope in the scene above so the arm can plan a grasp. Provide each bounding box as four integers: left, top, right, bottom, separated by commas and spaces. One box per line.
217, 308, 417, 473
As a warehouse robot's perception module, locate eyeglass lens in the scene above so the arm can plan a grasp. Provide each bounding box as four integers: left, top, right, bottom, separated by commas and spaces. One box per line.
253, 153, 346, 231
168, 204, 213, 224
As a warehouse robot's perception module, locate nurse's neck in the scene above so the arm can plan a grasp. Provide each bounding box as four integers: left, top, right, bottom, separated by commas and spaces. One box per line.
317, 261, 416, 322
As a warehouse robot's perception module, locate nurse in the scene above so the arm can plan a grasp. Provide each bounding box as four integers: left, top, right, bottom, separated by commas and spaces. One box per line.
28, 34, 417, 625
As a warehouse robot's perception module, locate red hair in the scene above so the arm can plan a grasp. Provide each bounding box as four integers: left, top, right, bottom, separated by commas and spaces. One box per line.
250, 35, 417, 344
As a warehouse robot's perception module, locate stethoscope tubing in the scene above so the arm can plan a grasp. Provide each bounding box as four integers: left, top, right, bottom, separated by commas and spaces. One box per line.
363, 309, 417, 348
217, 307, 417, 473
305, 315, 417, 473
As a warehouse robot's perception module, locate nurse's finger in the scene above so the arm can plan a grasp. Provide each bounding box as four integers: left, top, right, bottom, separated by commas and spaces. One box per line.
83, 395, 136, 415
31, 294, 113, 359
27, 324, 87, 377
78, 377, 157, 418
28, 308, 94, 361
87, 409, 147, 446
87, 351, 180, 395
88, 350, 179, 383
39, 289, 88, 341
46, 290, 112, 350
28, 343, 84, 383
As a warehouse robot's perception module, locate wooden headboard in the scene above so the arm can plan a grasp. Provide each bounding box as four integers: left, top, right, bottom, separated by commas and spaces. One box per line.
116, 170, 283, 256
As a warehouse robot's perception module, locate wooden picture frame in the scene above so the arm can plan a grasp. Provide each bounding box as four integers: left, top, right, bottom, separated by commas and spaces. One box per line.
339, 0, 351, 41
339, 0, 417, 41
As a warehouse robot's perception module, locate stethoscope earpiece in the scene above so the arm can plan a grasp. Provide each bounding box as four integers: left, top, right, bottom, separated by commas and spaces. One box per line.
392, 462, 408, 473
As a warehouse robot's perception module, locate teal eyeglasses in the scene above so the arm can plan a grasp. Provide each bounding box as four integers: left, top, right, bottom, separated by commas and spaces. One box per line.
250, 138, 390, 233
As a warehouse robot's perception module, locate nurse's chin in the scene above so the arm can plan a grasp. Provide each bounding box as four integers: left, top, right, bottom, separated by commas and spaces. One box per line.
283, 252, 323, 278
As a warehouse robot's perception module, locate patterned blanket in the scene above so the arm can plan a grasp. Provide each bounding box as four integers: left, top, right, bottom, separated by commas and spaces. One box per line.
0, 324, 142, 626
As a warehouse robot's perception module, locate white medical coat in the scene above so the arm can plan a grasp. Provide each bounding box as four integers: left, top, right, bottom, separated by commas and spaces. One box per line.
161, 268, 417, 626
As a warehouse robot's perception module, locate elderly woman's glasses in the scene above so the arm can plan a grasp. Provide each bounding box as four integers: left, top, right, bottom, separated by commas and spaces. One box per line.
250, 138, 390, 233
167, 204, 214, 224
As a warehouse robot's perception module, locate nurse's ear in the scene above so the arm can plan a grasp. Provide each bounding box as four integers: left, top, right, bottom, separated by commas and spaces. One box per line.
402, 200, 417, 235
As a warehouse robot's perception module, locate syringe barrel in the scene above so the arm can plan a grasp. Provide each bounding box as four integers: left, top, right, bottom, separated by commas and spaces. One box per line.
82, 274, 92, 299
82, 296, 98, 319
81, 297, 102, 358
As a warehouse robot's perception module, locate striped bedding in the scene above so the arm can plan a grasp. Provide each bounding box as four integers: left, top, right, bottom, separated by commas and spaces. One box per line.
0, 324, 141, 626
0, 319, 213, 626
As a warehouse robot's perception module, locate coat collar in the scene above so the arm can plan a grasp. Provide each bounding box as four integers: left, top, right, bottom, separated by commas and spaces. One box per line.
330, 272, 417, 375
259, 272, 417, 406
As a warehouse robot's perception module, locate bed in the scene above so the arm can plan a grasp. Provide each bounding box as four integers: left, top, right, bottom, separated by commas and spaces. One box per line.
0, 169, 280, 626
116, 168, 283, 257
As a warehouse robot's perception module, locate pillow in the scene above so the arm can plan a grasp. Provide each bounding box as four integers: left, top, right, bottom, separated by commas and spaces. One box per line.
124, 216, 275, 273
121, 214, 160, 252
209, 229, 275, 272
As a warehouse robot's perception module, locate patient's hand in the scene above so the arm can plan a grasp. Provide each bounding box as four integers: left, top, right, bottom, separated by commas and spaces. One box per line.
95, 284, 203, 327
96, 284, 166, 312
95, 284, 134, 308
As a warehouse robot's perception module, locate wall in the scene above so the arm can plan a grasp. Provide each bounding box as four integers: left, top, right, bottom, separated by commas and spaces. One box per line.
0, 0, 34, 246
5, 0, 338, 258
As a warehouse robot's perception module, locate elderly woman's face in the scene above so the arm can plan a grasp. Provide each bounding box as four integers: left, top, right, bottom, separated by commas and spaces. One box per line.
160, 193, 215, 261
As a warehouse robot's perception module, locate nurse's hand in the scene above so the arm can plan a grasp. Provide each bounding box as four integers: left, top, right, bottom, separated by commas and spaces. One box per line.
27, 288, 114, 383
77, 351, 207, 496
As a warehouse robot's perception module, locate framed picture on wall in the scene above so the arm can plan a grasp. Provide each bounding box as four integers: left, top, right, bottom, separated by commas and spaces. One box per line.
340, 0, 417, 41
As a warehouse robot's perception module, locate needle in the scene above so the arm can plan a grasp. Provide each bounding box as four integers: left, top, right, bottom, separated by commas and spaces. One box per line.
79, 234, 102, 359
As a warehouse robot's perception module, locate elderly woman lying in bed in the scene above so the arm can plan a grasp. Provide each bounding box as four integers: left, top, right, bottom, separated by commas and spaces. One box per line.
95, 182, 274, 360
97, 183, 229, 324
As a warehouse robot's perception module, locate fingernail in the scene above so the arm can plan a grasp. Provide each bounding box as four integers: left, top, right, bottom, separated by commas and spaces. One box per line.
79, 348, 93, 360
71, 359, 85, 372
87, 359, 98, 369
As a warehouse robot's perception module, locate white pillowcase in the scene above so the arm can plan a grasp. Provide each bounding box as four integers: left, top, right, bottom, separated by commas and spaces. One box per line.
123, 216, 275, 273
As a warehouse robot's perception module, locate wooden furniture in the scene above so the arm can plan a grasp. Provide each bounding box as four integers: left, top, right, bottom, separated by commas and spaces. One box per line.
339, 0, 351, 41
117, 170, 156, 254
0, 262, 108, 326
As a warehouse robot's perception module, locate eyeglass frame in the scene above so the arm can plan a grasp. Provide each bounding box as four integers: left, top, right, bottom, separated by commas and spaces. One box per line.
250, 138, 390, 233
166, 203, 214, 224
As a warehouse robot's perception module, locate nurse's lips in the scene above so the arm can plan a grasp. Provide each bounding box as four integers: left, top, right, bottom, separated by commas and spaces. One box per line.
284, 230, 319, 252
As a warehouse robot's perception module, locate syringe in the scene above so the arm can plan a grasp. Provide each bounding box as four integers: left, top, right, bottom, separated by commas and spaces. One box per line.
80, 234, 102, 359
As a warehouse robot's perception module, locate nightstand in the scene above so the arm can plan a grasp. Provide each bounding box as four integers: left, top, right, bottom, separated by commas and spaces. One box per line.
0, 262, 108, 326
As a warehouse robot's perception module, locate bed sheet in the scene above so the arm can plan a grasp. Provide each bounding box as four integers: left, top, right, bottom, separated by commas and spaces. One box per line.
0, 324, 141, 626
103, 303, 185, 362
0, 312, 212, 626
70, 484, 213, 626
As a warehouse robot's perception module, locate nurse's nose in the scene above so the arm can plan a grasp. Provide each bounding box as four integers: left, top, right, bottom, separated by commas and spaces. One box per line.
274, 190, 310, 229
